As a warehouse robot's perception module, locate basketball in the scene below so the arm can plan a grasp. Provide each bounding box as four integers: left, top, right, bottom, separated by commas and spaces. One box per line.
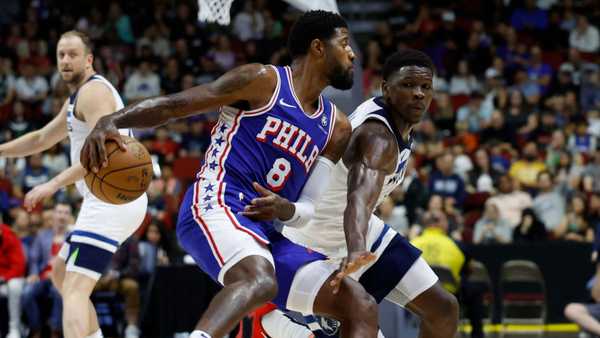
84, 136, 153, 204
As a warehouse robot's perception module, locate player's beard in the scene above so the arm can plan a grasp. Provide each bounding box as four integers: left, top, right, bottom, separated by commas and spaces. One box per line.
62, 69, 85, 86
329, 62, 353, 90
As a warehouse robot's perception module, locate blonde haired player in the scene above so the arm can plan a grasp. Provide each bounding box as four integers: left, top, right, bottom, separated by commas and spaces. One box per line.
0, 31, 147, 338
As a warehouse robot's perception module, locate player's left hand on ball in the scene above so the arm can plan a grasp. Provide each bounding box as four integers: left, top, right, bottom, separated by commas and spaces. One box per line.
24, 182, 59, 211
241, 182, 293, 221
330, 251, 376, 294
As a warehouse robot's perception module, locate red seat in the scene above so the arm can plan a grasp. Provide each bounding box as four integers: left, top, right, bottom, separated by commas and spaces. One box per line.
173, 157, 201, 181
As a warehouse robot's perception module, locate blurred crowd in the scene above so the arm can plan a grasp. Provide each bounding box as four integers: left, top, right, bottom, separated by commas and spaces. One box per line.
0, 0, 599, 336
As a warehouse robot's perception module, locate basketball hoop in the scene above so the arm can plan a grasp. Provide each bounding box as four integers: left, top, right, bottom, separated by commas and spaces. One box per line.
197, 0, 234, 25
196, 0, 339, 26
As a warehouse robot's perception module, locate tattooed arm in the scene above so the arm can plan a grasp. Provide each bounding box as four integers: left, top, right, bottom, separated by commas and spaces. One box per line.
80, 63, 276, 172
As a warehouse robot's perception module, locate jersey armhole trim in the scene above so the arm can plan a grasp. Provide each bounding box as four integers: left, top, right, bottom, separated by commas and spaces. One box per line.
322, 102, 337, 153
71, 76, 119, 123
238, 65, 281, 116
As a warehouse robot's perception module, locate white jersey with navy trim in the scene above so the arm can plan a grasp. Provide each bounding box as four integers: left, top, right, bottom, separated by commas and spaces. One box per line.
283, 97, 412, 257
66, 74, 132, 195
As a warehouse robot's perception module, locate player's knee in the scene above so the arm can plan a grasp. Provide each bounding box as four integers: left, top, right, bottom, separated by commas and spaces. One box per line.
228, 256, 278, 303
422, 289, 459, 327
339, 279, 378, 324
250, 271, 278, 304
564, 303, 585, 320
354, 292, 378, 325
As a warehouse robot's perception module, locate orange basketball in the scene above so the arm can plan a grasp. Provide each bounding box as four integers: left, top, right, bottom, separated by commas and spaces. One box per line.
84, 136, 153, 204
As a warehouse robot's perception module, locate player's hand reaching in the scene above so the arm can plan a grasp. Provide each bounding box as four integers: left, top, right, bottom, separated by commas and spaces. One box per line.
80, 115, 126, 173
24, 181, 59, 211
241, 182, 295, 221
330, 250, 376, 294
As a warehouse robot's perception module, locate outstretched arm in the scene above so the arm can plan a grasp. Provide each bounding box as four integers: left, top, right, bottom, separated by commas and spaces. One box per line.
81, 64, 276, 172
343, 120, 397, 254
0, 101, 68, 157
25, 81, 122, 210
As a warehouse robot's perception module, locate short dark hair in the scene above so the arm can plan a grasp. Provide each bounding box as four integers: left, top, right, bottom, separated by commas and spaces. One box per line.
60, 30, 93, 54
287, 10, 348, 59
382, 49, 435, 81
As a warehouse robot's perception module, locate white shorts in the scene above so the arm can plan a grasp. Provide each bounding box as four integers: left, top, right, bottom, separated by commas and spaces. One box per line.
286, 222, 438, 314
57, 192, 148, 280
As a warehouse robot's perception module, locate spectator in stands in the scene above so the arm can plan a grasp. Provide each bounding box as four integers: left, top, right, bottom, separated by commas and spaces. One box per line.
583, 151, 600, 193
160, 57, 181, 95
570, 121, 596, 154
95, 237, 142, 338
526, 45, 553, 95
473, 202, 512, 244
513, 208, 548, 243
0, 56, 16, 114
21, 203, 70, 338
106, 2, 135, 44
12, 208, 35, 256
479, 110, 515, 146
533, 171, 566, 232
138, 221, 171, 295
16, 153, 50, 195
546, 130, 567, 172
581, 66, 600, 114
400, 160, 428, 226
207, 34, 236, 72
449, 60, 481, 96
555, 194, 594, 242
444, 196, 465, 240
569, 15, 599, 53
232, 1, 265, 42
42, 144, 69, 177
124, 59, 160, 104
179, 119, 210, 158
467, 149, 501, 193
429, 152, 466, 208
456, 91, 490, 133
510, 0, 548, 31
452, 143, 473, 182
7, 101, 31, 138
509, 141, 547, 190
430, 91, 455, 134
137, 25, 171, 60
412, 210, 466, 293
14, 62, 48, 106
487, 175, 533, 228
411, 211, 483, 338
504, 90, 533, 134
151, 127, 179, 163
0, 220, 26, 338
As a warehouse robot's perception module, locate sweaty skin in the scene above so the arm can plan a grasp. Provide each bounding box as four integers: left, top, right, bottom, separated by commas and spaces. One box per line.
80, 26, 382, 338
333, 66, 434, 284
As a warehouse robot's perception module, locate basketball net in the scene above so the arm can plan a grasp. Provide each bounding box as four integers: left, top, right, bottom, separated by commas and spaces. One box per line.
197, 0, 234, 25
197, 0, 339, 25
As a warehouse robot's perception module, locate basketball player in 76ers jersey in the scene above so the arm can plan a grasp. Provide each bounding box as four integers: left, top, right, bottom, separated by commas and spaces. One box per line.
249, 50, 460, 338
0, 31, 147, 338
82, 11, 380, 338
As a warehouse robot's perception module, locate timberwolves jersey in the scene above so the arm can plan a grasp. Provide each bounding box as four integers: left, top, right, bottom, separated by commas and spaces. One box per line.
193, 65, 337, 241
284, 96, 411, 257
66, 74, 132, 195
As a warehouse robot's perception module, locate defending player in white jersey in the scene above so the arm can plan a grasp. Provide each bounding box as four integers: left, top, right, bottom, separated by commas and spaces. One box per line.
246, 49, 459, 338
0, 31, 147, 338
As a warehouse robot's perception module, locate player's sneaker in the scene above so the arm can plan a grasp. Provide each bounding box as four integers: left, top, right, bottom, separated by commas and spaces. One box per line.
249, 303, 278, 337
